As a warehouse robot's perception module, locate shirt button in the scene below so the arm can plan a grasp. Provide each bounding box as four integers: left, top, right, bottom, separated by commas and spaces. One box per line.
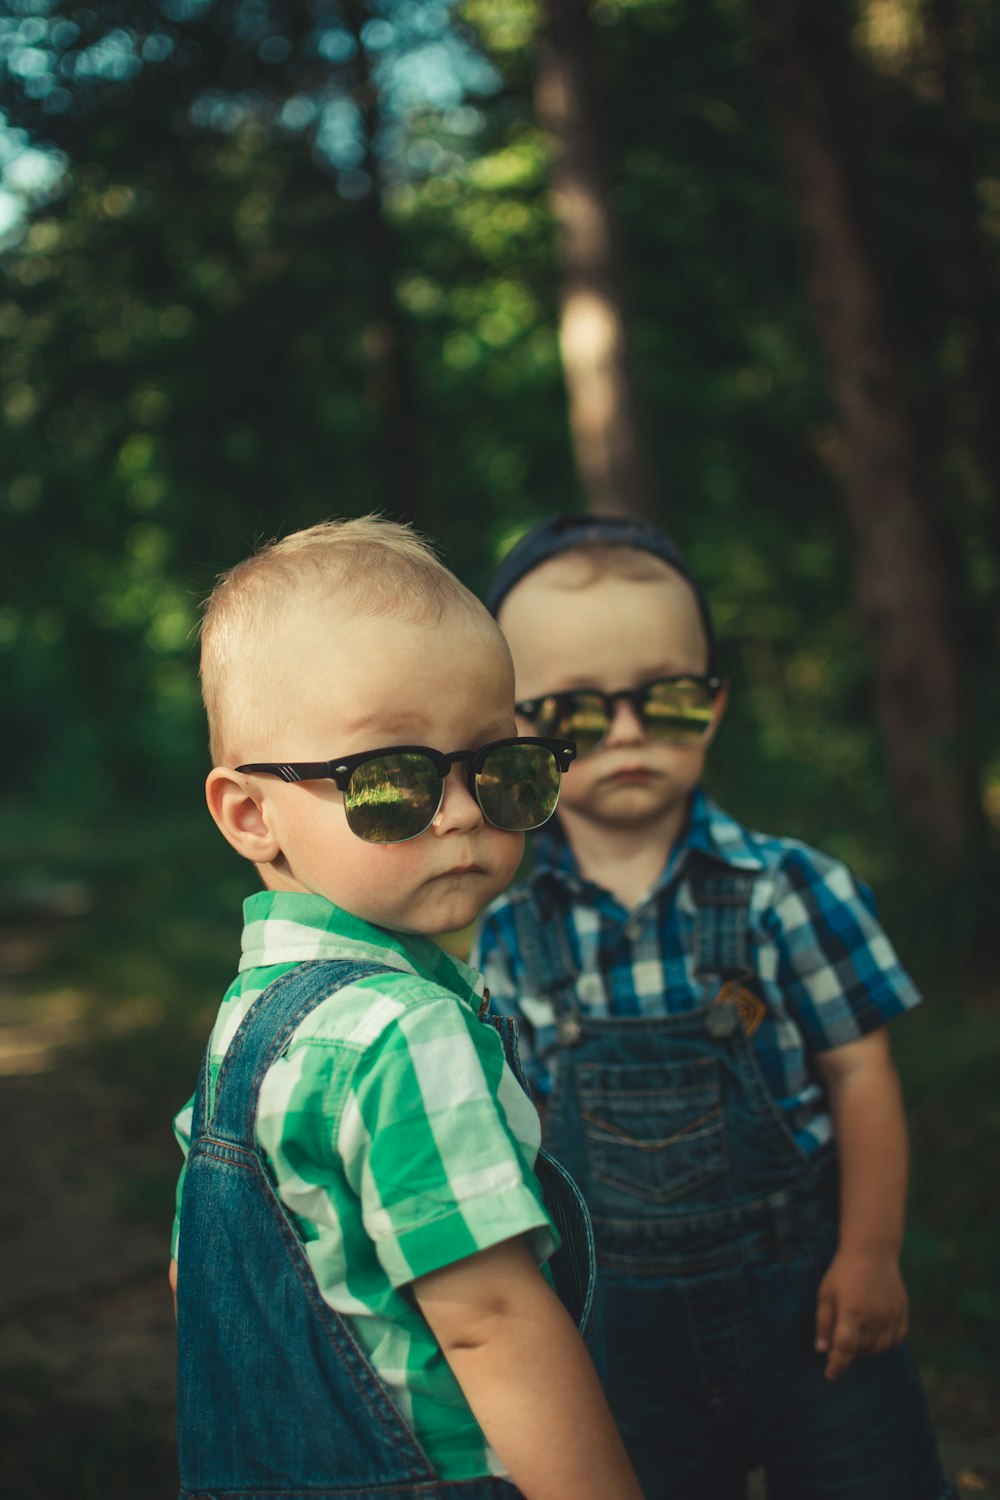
557, 1016, 584, 1047
624, 920, 642, 940
706, 1005, 739, 1038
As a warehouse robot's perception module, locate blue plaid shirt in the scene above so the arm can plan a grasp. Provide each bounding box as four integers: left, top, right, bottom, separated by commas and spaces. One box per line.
472, 788, 922, 1157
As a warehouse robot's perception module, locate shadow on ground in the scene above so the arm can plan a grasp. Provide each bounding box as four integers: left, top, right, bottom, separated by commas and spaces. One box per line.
1, 965, 996, 1500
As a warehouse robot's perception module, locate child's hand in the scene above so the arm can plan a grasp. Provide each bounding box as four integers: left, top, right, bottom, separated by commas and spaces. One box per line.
169, 1257, 178, 1319
814, 1247, 909, 1381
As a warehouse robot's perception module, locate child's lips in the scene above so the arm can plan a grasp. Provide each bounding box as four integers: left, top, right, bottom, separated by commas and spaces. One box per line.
604, 765, 656, 784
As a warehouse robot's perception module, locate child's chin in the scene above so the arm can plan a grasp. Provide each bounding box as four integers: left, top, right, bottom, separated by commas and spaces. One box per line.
602, 780, 665, 806
427, 902, 484, 937
398, 897, 485, 939
603, 792, 684, 827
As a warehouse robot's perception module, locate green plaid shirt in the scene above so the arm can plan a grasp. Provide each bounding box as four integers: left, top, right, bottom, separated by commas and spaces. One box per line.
172, 890, 557, 1481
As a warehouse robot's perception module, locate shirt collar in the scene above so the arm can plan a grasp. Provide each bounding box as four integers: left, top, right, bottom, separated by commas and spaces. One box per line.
530, 786, 765, 891
685, 788, 766, 871
237, 889, 486, 1008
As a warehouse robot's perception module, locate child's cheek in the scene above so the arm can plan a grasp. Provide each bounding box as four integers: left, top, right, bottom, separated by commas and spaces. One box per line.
494, 831, 526, 888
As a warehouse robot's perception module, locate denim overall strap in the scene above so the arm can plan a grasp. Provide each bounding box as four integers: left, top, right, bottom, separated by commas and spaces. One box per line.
195, 959, 389, 1146
178, 959, 521, 1500
509, 884, 583, 1046
687, 858, 757, 985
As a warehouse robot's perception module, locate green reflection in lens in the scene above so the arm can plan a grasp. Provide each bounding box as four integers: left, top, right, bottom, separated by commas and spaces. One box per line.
528, 696, 562, 739
532, 694, 607, 756
477, 744, 560, 831
560, 693, 608, 756
644, 679, 714, 743
345, 753, 442, 843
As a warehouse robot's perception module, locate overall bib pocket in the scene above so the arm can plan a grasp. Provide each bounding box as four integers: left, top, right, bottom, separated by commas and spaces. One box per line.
577, 1058, 727, 1211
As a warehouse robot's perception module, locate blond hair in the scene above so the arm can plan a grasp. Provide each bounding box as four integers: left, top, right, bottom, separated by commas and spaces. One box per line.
200, 516, 485, 765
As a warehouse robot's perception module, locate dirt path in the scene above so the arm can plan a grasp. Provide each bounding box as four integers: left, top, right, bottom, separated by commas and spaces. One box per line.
0, 982, 177, 1496
0, 983, 995, 1499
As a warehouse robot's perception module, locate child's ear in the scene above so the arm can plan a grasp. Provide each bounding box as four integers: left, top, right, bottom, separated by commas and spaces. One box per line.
205, 767, 282, 865
705, 679, 729, 745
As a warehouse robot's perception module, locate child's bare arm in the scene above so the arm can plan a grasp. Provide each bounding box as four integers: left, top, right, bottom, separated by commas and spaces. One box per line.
814, 1027, 910, 1381
412, 1235, 644, 1500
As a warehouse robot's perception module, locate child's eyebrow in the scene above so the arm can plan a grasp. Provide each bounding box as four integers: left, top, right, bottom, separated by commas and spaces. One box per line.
471, 720, 521, 747
325, 715, 518, 751
337, 711, 411, 737
533, 663, 701, 693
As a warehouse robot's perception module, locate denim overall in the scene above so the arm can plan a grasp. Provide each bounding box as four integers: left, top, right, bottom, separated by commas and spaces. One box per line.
176, 959, 600, 1500
510, 863, 954, 1500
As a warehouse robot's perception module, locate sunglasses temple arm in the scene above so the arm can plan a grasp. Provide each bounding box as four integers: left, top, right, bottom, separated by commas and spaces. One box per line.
244, 761, 340, 784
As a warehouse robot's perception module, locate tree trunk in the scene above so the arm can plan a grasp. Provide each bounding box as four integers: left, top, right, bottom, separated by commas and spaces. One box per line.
535, 0, 656, 519
925, 0, 1000, 571
342, 0, 425, 528
748, 0, 984, 879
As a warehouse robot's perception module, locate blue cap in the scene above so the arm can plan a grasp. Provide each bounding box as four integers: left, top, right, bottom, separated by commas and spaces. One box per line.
486, 513, 718, 674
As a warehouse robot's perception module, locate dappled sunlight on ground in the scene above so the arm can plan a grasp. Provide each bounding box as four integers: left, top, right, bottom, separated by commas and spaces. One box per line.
0, 959, 996, 1497
0, 974, 180, 1496
0, 988, 90, 1076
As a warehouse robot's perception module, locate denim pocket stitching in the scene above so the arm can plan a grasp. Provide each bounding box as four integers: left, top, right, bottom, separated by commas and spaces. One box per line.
582, 1097, 727, 1206
580, 1102, 722, 1153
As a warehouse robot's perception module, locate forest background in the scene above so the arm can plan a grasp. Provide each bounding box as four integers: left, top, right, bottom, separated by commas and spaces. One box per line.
0, 0, 998, 1495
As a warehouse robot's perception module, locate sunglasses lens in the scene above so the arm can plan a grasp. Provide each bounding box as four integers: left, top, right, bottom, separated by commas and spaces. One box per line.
476, 743, 562, 831
344, 753, 443, 844
643, 678, 716, 743
532, 693, 608, 757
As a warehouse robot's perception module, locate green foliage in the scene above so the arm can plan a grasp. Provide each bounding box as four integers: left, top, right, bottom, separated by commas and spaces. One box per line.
1, 12, 998, 1486
896, 1002, 1000, 1391
0, 3, 997, 963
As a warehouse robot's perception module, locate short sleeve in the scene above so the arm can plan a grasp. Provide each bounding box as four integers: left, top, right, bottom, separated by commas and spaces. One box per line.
170, 1093, 195, 1260
338, 991, 557, 1287
767, 845, 923, 1053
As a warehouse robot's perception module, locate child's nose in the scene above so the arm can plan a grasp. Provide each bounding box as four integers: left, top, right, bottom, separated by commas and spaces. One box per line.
432, 766, 485, 834
603, 696, 647, 747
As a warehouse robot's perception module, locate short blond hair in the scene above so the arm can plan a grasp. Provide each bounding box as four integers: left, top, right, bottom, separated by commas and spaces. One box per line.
200, 516, 485, 765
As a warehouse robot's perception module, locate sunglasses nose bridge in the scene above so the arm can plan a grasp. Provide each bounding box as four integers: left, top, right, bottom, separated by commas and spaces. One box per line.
603, 689, 648, 743
430, 753, 485, 832
437, 748, 478, 800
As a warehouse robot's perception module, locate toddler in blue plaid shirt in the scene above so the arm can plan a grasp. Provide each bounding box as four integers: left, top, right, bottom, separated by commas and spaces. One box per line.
473, 513, 954, 1500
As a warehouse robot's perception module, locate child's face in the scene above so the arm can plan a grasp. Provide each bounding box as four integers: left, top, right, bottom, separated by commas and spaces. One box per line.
237, 606, 525, 936
499, 562, 724, 835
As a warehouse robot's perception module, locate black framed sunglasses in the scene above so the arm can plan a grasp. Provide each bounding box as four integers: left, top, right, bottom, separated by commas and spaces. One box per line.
516, 675, 723, 757
236, 737, 576, 845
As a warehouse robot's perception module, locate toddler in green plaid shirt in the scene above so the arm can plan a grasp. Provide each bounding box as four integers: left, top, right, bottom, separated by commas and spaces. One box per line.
169, 517, 643, 1500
